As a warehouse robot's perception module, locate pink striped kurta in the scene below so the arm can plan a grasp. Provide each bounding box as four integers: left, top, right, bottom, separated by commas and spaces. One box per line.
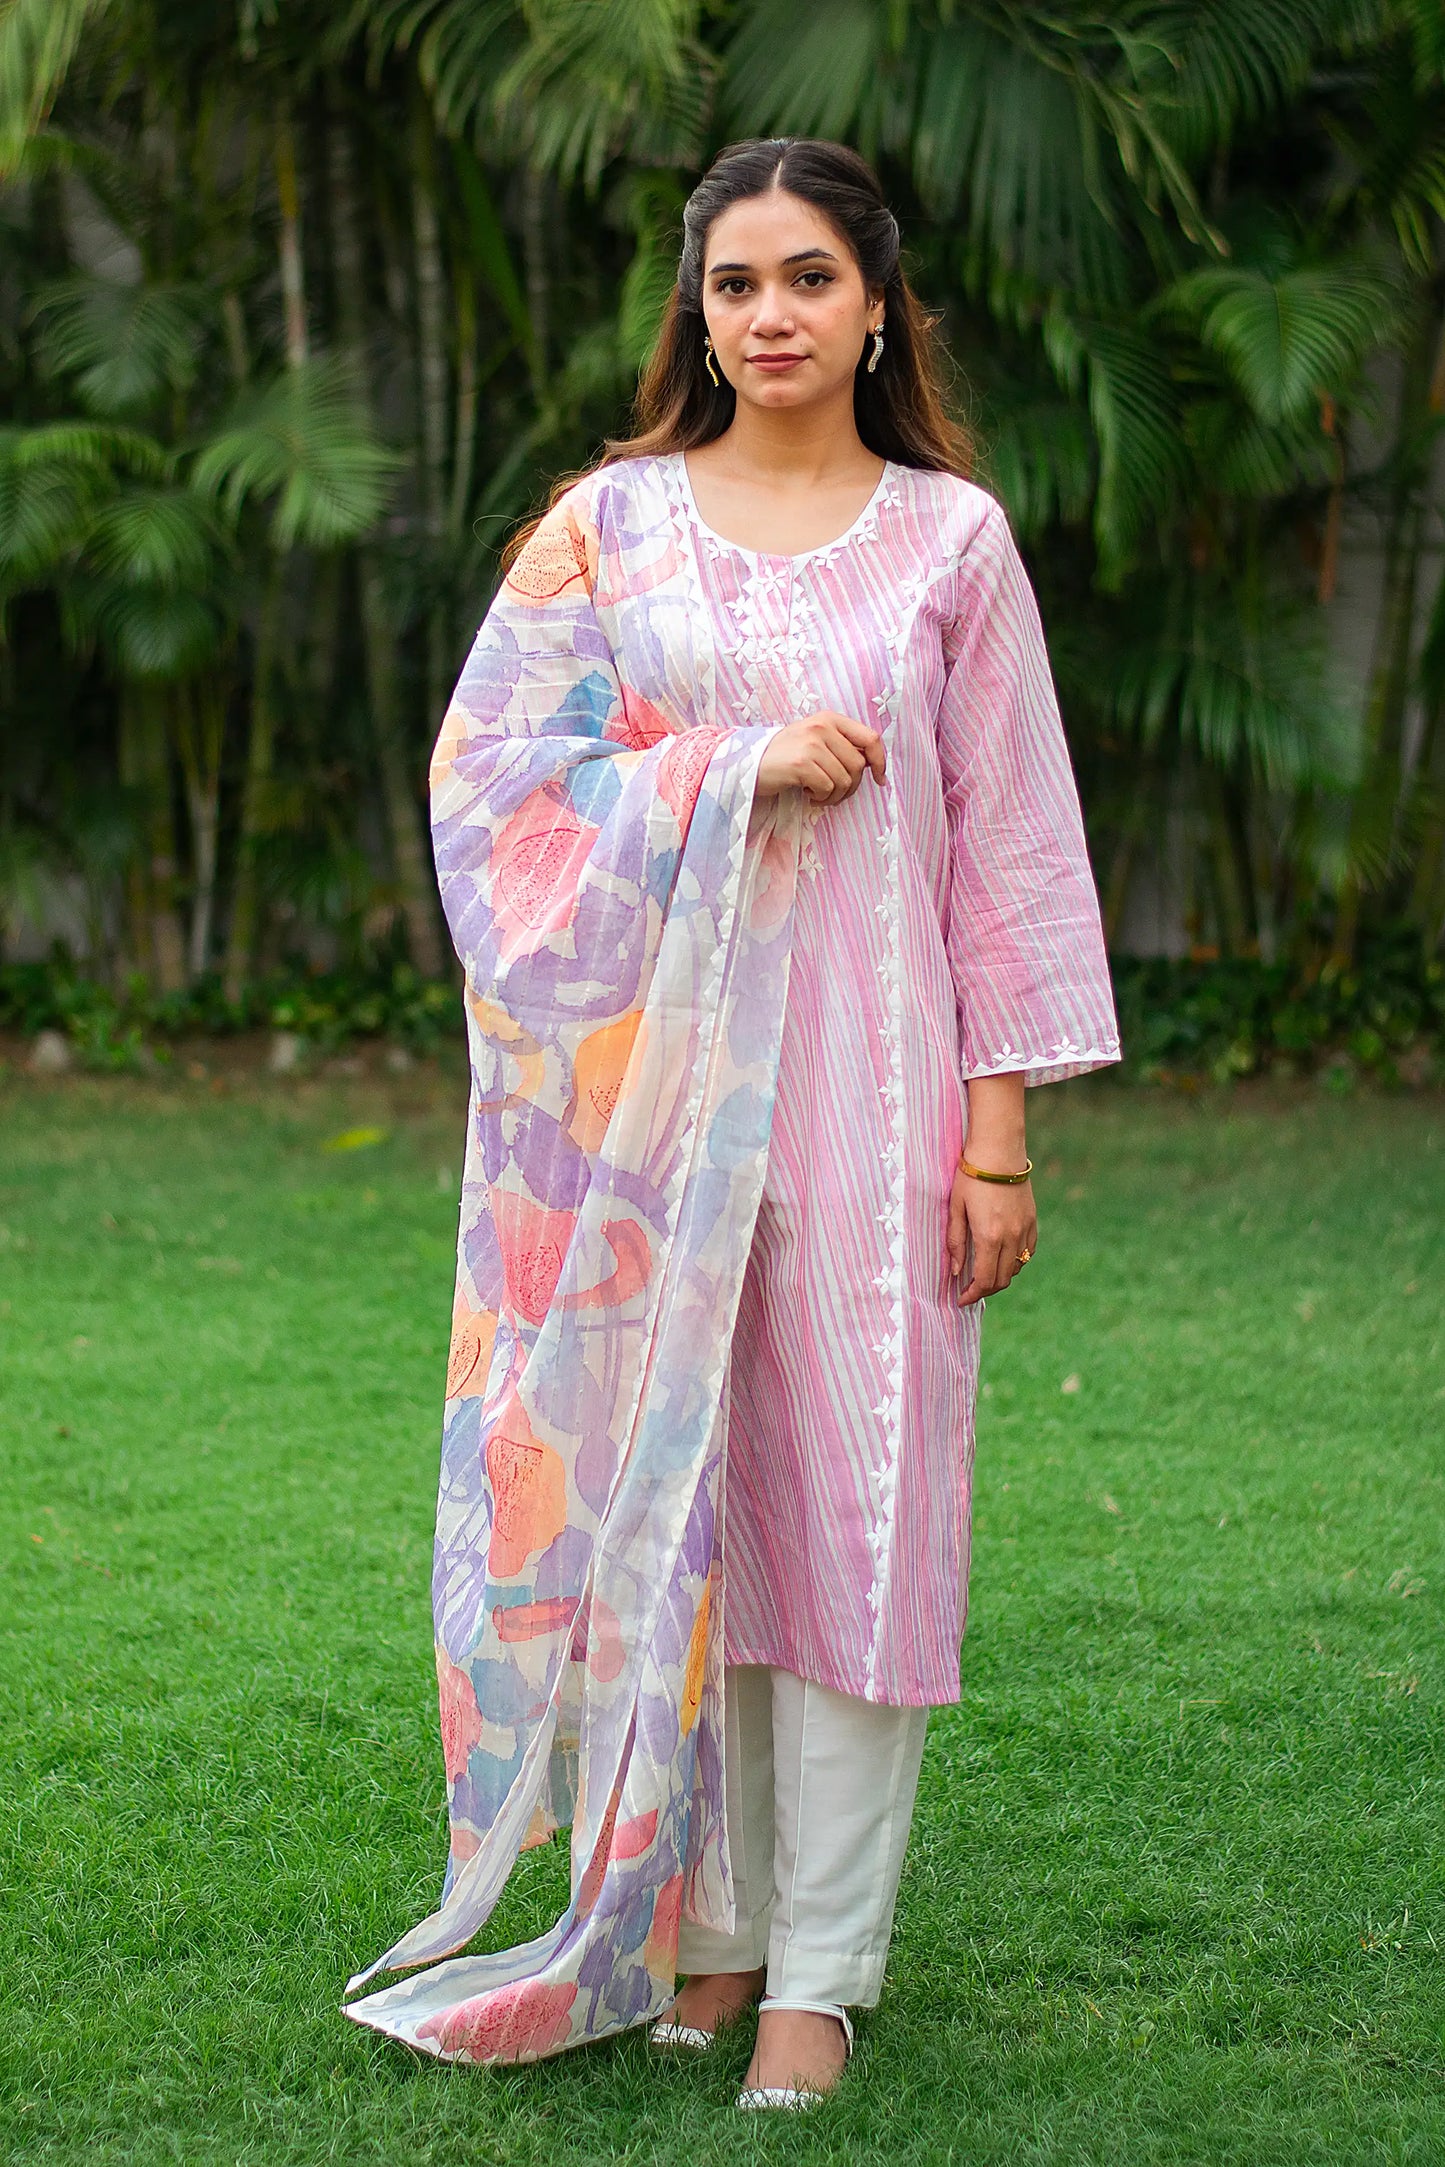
658, 453, 1122, 1707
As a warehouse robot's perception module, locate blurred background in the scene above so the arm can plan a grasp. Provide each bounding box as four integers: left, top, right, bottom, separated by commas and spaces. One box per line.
2, 0, 1445, 1081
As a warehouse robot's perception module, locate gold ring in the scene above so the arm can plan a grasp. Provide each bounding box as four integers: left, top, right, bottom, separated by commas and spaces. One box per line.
1016, 1248, 1033, 1265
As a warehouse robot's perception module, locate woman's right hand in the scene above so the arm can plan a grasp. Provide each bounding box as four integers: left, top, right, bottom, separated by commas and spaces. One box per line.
754, 711, 887, 805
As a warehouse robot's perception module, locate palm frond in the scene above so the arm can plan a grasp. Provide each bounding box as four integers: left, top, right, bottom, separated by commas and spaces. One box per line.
62, 573, 225, 678
31, 278, 208, 417
9, 422, 169, 477
617, 172, 685, 369
1137, 0, 1336, 161
83, 488, 228, 591
0, 439, 97, 585
1187, 399, 1338, 498
975, 393, 1095, 541
1044, 309, 1188, 585
492, 0, 710, 183
192, 359, 403, 549
1105, 579, 1353, 788
724, 0, 885, 143
1164, 258, 1396, 425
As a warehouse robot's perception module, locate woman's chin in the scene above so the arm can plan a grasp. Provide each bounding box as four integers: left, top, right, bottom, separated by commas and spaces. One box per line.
736, 374, 842, 414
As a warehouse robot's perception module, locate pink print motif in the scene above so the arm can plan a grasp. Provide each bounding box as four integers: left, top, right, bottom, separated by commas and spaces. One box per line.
416, 1978, 578, 2062
436, 1646, 482, 1782
656, 725, 727, 831
612, 1808, 658, 1860
490, 782, 599, 957
569, 1591, 625, 1680
490, 1187, 576, 1328
644, 1873, 685, 1980
605, 684, 672, 749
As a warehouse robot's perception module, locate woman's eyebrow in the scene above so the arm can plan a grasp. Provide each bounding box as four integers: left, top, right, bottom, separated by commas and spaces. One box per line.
707, 248, 841, 276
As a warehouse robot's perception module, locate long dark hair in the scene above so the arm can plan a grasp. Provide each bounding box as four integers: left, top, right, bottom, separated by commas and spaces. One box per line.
503, 138, 969, 568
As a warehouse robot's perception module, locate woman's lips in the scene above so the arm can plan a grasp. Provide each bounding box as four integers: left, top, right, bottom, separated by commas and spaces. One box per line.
747, 353, 808, 372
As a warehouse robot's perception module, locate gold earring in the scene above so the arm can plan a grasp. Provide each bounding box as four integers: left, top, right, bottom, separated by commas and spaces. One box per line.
703, 335, 720, 389
867, 323, 885, 374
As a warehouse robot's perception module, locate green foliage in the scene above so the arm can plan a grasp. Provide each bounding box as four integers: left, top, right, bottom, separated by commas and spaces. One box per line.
1164, 257, 1397, 427
1112, 928, 1445, 1086
30, 278, 207, 415
1, 0, 1443, 995
5, 937, 1442, 1087
0, 955, 463, 1061
193, 359, 403, 549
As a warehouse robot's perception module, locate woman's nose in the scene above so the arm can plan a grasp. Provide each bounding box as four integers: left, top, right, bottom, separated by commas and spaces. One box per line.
749, 285, 796, 336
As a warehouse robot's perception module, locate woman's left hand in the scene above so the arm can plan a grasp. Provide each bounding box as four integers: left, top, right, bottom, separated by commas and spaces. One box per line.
947, 1164, 1037, 1307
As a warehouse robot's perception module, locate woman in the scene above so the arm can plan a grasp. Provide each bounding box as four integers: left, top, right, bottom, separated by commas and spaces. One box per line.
344, 137, 1120, 2107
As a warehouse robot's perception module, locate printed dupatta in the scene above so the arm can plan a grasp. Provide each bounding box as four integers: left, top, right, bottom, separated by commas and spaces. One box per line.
343, 464, 802, 2061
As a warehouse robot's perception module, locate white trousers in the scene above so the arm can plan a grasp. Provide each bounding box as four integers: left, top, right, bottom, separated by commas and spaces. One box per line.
675, 1663, 930, 2008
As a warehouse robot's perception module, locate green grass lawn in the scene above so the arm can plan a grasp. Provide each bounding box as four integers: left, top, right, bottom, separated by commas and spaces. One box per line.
1, 1067, 1443, 2165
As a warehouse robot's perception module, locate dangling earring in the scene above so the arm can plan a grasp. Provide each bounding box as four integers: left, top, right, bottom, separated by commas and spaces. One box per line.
703, 335, 720, 389
867, 323, 885, 374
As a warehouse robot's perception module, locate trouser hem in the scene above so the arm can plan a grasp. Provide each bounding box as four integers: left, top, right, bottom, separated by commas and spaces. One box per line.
766, 1939, 888, 2008
676, 1909, 772, 1975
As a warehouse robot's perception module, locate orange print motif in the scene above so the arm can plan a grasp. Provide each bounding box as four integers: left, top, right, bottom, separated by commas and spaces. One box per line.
565, 1009, 645, 1154
492, 1594, 580, 1644
643, 1873, 685, 1981
679, 1576, 711, 1736
445, 1301, 497, 1401
485, 1394, 568, 1578
503, 513, 590, 604
565, 1217, 651, 1312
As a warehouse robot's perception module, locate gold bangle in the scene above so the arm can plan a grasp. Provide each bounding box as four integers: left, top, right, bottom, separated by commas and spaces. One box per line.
959, 1154, 1033, 1184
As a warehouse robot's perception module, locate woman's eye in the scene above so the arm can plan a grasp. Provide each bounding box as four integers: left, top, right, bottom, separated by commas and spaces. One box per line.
796, 271, 833, 288
717, 279, 750, 296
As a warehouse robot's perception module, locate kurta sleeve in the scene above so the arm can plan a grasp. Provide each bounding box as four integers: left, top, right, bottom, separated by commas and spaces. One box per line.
936, 499, 1122, 1088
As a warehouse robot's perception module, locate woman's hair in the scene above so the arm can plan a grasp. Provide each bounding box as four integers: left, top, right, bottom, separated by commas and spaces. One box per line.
502, 137, 969, 569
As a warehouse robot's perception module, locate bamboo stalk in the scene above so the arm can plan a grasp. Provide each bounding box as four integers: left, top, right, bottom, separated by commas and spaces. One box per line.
224, 562, 283, 1003
275, 111, 309, 370
328, 96, 445, 979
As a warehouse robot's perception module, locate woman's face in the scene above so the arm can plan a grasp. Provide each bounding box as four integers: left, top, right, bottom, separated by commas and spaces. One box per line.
700, 188, 881, 414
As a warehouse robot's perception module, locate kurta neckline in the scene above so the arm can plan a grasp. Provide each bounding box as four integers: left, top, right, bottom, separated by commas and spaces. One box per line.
673, 448, 897, 566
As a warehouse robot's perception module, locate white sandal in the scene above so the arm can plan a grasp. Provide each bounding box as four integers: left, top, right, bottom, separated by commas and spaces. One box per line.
735, 1998, 854, 2110
648, 2017, 716, 2051
650, 1975, 765, 2052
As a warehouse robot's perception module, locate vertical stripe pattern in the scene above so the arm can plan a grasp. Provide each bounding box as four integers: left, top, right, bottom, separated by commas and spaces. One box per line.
669, 453, 1120, 1707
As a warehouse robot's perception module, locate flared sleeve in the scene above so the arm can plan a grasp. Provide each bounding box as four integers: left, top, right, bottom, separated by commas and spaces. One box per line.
937, 499, 1122, 1087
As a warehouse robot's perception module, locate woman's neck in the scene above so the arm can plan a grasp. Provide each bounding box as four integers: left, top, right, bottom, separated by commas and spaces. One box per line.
697, 390, 880, 487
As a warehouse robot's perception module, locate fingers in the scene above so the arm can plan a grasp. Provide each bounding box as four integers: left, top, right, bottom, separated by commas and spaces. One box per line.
800, 745, 859, 803
831, 717, 887, 786
810, 711, 886, 790
954, 1224, 1038, 1305
957, 1234, 1008, 1307
946, 1189, 968, 1277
